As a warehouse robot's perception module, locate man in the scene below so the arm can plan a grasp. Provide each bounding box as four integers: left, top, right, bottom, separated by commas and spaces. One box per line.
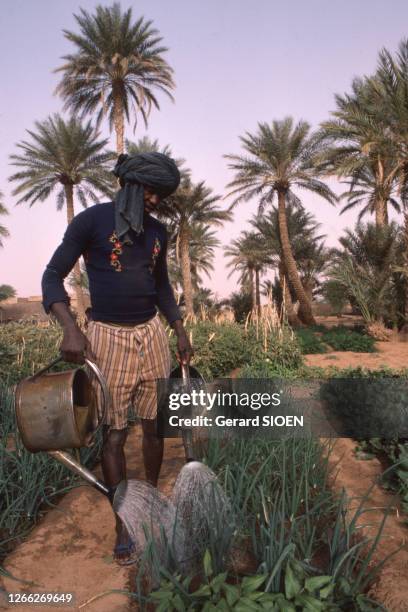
42, 152, 193, 564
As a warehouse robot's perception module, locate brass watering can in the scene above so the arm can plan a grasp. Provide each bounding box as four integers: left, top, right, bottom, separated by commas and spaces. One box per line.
15, 357, 110, 496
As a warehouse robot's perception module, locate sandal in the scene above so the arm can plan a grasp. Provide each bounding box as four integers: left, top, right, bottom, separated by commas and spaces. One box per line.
114, 540, 138, 566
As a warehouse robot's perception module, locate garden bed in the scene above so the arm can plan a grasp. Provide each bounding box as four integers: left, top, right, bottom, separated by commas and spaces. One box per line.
2, 427, 408, 611
2, 319, 408, 610
328, 439, 408, 612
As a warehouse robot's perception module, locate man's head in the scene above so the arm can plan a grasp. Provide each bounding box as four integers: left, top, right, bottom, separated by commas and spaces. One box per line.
113, 152, 180, 240
142, 185, 161, 213
114, 152, 180, 197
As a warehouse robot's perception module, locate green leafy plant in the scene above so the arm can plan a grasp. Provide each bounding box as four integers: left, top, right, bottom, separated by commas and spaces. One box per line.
148, 551, 277, 611
295, 328, 327, 354
322, 327, 376, 352
169, 322, 302, 379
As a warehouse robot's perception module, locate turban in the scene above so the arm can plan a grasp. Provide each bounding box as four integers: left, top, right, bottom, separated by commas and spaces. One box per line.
112, 152, 181, 244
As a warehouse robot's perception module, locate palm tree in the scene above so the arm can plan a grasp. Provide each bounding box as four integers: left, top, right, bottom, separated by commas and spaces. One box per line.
225, 117, 337, 325
125, 136, 189, 178
168, 223, 219, 293
373, 39, 408, 193
328, 222, 400, 336
319, 76, 400, 227
193, 287, 216, 312
9, 114, 114, 317
126, 135, 172, 156
252, 203, 326, 326
339, 164, 401, 224
157, 177, 231, 316
0, 192, 10, 248
55, 3, 175, 154
225, 231, 270, 313
68, 261, 90, 293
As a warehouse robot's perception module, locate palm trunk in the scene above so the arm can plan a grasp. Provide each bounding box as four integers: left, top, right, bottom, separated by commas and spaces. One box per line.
375, 160, 388, 227
249, 268, 256, 311
65, 185, 86, 318
375, 198, 387, 227
304, 278, 314, 302
278, 260, 301, 327
402, 212, 408, 334
113, 86, 125, 155
255, 269, 261, 315
179, 228, 194, 317
277, 190, 315, 325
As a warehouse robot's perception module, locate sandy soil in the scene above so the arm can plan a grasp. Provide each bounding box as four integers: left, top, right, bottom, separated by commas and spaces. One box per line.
329, 439, 408, 611
0, 429, 185, 612
309, 329, 408, 610
305, 338, 408, 371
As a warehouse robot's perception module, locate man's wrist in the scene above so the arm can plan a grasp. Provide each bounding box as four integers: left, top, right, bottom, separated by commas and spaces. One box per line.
171, 319, 186, 336
50, 302, 79, 332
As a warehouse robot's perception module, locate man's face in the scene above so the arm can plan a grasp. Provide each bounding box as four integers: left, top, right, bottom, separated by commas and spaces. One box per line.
143, 186, 161, 213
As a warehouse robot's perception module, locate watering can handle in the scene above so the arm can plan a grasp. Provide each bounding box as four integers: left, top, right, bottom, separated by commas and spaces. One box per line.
30, 357, 109, 443
84, 358, 109, 441
181, 363, 190, 386
180, 364, 195, 462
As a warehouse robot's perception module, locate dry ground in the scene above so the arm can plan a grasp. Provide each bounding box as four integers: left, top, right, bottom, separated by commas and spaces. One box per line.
306, 314, 408, 371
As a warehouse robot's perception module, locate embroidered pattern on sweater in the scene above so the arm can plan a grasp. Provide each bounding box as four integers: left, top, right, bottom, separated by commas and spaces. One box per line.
149, 237, 161, 273
108, 231, 123, 272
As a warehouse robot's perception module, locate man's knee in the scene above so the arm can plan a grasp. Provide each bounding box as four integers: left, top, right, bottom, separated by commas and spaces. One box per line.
103, 427, 128, 451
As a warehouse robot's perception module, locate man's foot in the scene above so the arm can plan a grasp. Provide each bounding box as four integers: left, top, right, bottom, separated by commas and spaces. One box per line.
114, 520, 137, 566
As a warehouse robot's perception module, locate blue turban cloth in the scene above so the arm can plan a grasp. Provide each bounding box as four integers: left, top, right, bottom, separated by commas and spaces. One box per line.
112, 152, 181, 244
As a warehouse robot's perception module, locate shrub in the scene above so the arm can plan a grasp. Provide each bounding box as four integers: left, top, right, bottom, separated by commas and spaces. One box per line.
295, 328, 327, 354
320, 279, 349, 316
168, 322, 303, 379
169, 321, 256, 379
322, 327, 376, 352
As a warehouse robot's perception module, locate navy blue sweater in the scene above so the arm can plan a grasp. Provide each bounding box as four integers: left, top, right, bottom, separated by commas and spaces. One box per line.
42, 202, 181, 324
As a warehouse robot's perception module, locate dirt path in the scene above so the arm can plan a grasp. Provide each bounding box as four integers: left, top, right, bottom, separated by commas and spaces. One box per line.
329, 439, 408, 611
305, 339, 408, 371
0, 428, 185, 612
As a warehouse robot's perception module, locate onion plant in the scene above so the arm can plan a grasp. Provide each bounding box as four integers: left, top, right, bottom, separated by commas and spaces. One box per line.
137, 435, 393, 610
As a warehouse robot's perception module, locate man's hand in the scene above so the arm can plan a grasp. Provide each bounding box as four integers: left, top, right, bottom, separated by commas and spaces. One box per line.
60, 326, 93, 365
50, 302, 94, 365
172, 320, 194, 365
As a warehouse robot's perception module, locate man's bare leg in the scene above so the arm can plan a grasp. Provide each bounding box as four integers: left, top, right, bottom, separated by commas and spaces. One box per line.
141, 418, 163, 487
101, 426, 133, 562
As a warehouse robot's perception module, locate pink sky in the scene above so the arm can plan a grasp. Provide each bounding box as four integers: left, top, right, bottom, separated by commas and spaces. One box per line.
1, 0, 406, 300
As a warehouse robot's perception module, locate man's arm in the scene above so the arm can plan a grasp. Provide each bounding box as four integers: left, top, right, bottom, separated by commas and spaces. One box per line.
154, 234, 193, 365
50, 302, 91, 364
42, 209, 92, 314
171, 319, 194, 365
42, 209, 93, 363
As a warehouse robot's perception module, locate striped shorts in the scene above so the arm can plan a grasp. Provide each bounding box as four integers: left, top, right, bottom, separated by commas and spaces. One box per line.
86, 314, 171, 429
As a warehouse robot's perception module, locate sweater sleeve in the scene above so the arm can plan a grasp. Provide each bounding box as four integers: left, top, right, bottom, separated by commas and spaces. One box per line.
41, 210, 92, 314
154, 231, 182, 325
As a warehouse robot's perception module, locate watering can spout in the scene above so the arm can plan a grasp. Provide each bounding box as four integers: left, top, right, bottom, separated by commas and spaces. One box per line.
48, 450, 110, 497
